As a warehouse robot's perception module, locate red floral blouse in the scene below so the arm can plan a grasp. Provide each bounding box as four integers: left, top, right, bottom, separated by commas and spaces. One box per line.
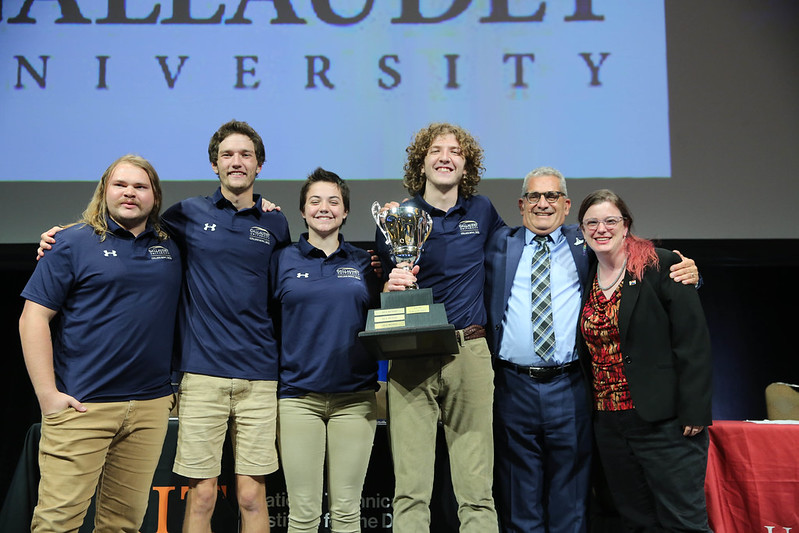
581, 277, 634, 411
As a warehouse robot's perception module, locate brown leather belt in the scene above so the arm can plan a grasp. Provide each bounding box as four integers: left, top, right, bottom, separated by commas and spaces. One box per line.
496, 358, 580, 382
458, 324, 486, 342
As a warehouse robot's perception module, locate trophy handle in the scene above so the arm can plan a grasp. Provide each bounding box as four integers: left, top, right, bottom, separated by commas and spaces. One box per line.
372, 201, 390, 245
421, 211, 433, 246
371, 201, 382, 225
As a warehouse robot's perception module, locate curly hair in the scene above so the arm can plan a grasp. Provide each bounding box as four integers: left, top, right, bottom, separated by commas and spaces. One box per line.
402, 123, 485, 198
81, 154, 168, 242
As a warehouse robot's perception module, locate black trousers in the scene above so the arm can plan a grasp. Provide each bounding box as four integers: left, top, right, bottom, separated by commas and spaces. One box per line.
593, 410, 711, 533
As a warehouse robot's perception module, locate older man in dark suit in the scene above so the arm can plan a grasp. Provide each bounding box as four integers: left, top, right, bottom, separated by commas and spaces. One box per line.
485, 167, 593, 533
485, 167, 699, 533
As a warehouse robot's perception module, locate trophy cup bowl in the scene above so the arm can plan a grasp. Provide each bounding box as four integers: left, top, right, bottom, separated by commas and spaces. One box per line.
372, 202, 432, 288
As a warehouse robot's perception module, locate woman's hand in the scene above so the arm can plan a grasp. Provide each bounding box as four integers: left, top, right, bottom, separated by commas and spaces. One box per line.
367, 250, 383, 278
682, 425, 705, 437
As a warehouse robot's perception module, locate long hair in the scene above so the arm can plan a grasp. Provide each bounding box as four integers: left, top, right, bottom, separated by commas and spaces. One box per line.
80, 154, 167, 241
578, 189, 659, 280
402, 123, 485, 198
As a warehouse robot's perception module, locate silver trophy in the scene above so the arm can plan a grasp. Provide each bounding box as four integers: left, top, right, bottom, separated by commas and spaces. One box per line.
372, 202, 433, 289
360, 202, 455, 359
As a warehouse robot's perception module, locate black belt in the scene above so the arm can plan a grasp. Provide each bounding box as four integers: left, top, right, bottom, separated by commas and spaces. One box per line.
457, 324, 486, 342
496, 358, 580, 382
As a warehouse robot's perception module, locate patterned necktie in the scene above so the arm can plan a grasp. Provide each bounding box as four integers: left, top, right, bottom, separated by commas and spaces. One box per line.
531, 235, 555, 361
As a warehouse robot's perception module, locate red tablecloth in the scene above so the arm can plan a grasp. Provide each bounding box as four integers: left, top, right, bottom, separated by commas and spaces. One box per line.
705, 420, 799, 532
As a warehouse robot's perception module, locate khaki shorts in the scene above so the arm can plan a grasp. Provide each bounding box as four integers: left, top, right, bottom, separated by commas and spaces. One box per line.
173, 373, 278, 479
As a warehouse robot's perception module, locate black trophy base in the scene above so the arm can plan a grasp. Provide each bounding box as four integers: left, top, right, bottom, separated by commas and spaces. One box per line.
359, 288, 457, 360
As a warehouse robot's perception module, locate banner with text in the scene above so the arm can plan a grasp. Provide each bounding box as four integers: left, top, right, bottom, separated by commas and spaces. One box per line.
1, 0, 670, 181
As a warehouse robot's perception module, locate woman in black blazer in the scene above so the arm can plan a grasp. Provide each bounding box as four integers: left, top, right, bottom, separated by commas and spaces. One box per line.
577, 189, 712, 532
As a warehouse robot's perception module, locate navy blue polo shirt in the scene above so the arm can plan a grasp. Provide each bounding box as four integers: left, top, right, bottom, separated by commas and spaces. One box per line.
376, 194, 505, 329
271, 234, 379, 398
161, 188, 290, 380
21, 220, 182, 403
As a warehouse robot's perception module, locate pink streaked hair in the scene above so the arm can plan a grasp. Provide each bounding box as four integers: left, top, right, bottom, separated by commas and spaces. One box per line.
577, 189, 659, 281
624, 234, 659, 281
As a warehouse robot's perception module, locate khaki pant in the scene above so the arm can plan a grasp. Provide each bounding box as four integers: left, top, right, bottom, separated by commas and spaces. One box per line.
278, 391, 377, 533
387, 337, 498, 533
32, 395, 174, 533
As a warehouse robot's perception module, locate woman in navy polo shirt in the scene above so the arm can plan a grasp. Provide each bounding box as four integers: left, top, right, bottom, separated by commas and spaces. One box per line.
271, 168, 380, 533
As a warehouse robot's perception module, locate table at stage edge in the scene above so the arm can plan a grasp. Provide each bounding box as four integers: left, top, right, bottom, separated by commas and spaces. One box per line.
704, 420, 799, 532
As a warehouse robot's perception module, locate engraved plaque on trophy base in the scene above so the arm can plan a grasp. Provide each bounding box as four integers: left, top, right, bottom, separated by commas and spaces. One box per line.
359, 288, 457, 360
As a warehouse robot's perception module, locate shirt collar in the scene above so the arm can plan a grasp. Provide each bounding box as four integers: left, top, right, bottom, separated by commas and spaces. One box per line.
524, 225, 564, 246
410, 193, 467, 216
106, 216, 154, 239
211, 187, 262, 216
298, 232, 346, 258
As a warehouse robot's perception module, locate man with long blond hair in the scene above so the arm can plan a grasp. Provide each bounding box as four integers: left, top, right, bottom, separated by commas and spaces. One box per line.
37, 121, 289, 532
79, 154, 170, 241
19, 154, 182, 532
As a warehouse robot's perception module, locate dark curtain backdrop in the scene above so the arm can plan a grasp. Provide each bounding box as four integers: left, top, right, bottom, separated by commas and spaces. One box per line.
2, 240, 798, 508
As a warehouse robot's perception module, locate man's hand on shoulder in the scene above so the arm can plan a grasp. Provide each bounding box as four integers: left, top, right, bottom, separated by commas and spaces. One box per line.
260, 198, 281, 212
36, 226, 65, 261
669, 250, 700, 286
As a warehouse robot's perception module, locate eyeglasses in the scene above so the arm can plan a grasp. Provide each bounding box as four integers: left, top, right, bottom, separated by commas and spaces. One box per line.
582, 216, 626, 231
522, 191, 566, 204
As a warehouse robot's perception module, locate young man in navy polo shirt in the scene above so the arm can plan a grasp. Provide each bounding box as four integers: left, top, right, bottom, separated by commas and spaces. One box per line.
37, 121, 289, 531
380, 123, 503, 532
164, 120, 290, 532
20, 155, 182, 532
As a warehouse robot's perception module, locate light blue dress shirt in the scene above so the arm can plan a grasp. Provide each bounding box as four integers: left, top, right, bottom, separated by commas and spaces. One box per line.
498, 226, 582, 366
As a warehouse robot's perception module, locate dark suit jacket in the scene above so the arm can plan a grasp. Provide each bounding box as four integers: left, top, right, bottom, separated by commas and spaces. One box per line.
485, 223, 592, 357
578, 248, 713, 426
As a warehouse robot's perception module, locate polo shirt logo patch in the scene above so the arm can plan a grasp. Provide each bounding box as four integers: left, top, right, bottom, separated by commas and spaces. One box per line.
458, 220, 480, 235
203, 223, 216, 231
336, 267, 361, 280
102, 249, 117, 257
148, 245, 173, 260
249, 226, 271, 244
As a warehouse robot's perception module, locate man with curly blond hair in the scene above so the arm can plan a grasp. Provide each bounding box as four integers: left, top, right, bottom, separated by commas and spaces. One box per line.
378, 123, 503, 532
